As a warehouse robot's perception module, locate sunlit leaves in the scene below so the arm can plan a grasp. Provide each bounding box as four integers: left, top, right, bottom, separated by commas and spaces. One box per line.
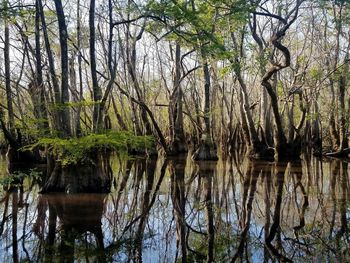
0, 169, 42, 188
146, 0, 252, 59
22, 131, 154, 166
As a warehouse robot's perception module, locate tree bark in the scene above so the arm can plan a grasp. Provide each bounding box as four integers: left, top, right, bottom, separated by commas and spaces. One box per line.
4, 2, 15, 135
54, 0, 72, 137
34, 0, 49, 134
75, 0, 83, 136
192, 56, 218, 161
89, 0, 103, 133
260, 0, 303, 160
38, 0, 61, 132
168, 43, 187, 154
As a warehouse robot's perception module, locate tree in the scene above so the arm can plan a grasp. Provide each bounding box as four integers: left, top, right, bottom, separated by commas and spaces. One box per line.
54, 0, 71, 137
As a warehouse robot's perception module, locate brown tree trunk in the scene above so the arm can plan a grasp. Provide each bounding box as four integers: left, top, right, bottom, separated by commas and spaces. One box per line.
34, 0, 49, 134
54, 0, 71, 137
231, 30, 272, 159
4, 3, 15, 135
89, 0, 103, 133
75, 0, 83, 136
192, 56, 218, 161
338, 74, 347, 151
41, 153, 112, 193
260, 1, 303, 160
69, 56, 81, 137
168, 43, 187, 154
96, 0, 117, 131
38, 0, 61, 132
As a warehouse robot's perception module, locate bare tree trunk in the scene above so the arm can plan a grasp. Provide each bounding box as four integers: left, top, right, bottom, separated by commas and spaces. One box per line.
192, 55, 218, 160
168, 43, 187, 154
69, 56, 80, 137
38, 0, 61, 132
250, 13, 273, 146
89, 0, 103, 133
54, 0, 72, 137
231, 30, 273, 159
260, 0, 303, 160
34, 0, 49, 134
338, 74, 347, 151
4, 2, 15, 135
75, 0, 83, 136
111, 94, 128, 130
127, 36, 153, 136
96, 0, 118, 132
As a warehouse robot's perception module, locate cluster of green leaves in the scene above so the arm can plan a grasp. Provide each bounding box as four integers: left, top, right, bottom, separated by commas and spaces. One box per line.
146, 0, 252, 58
0, 2, 35, 20
23, 131, 154, 166
0, 169, 42, 188
14, 117, 50, 138
0, 132, 5, 147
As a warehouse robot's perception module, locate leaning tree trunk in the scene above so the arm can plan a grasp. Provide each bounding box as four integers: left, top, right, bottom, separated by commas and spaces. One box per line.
231, 30, 273, 160
250, 13, 273, 146
1, 7, 44, 164
95, 0, 118, 132
38, 0, 61, 132
260, 0, 303, 161
34, 0, 49, 134
128, 37, 153, 137
237, 72, 273, 159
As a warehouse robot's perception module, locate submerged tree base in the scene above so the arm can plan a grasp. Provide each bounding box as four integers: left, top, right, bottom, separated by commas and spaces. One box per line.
167, 136, 188, 156
192, 138, 218, 161
6, 145, 46, 165
41, 153, 112, 194
244, 140, 303, 162
246, 144, 275, 161
275, 141, 302, 161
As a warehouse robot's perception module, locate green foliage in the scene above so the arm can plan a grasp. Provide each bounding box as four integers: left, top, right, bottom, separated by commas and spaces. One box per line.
0, 169, 42, 188
15, 117, 50, 138
146, 0, 252, 58
306, 112, 320, 121
23, 132, 154, 166
277, 80, 284, 97
0, 132, 5, 147
0, 2, 35, 20
309, 67, 323, 82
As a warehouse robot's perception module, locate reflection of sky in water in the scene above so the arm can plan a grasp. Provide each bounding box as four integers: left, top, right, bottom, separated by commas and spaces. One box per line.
0, 156, 349, 262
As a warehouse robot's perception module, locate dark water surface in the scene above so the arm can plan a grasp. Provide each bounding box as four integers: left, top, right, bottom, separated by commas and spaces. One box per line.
0, 153, 349, 262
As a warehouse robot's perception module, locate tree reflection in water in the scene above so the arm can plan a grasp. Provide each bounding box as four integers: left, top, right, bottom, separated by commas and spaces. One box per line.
0, 154, 349, 262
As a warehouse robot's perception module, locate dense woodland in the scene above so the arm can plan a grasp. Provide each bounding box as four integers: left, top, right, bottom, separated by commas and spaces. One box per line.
1, 1, 350, 262
0, 0, 350, 165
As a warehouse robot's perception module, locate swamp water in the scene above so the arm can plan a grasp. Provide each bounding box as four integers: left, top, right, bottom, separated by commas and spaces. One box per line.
0, 153, 349, 262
